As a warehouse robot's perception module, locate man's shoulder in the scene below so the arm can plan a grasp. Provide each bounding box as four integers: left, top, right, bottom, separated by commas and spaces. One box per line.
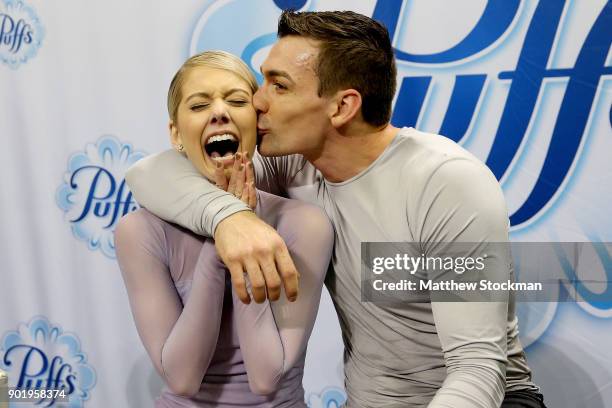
396, 127, 478, 162
394, 127, 491, 181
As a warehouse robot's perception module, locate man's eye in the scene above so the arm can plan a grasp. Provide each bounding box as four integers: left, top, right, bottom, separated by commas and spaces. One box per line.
273, 82, 287, 91
228, 100, 248, 106
190, 104, 209, 111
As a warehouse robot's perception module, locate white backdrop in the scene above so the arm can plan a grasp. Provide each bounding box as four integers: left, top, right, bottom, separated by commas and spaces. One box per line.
1, 0, 611, 407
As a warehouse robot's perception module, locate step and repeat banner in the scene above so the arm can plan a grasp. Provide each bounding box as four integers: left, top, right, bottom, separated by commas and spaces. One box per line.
1, 0, 610, 407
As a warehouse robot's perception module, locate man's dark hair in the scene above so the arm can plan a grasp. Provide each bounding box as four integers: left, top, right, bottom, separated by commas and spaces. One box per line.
278, 10, 396, 127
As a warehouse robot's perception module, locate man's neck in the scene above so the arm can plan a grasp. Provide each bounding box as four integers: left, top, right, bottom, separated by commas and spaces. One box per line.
306, 124, 400, 183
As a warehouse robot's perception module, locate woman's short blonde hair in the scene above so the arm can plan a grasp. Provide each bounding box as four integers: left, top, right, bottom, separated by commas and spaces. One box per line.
167, 50, 258, 122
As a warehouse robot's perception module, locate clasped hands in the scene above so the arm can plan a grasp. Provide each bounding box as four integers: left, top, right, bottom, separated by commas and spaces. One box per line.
213, 152, 299, 305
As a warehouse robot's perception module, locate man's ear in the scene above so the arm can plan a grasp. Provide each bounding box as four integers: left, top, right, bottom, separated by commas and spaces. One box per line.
329, 89, 362, 128
169, 120, 182, 149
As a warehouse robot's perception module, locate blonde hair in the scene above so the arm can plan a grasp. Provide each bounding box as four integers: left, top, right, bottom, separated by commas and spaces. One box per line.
167, 50, 258, 122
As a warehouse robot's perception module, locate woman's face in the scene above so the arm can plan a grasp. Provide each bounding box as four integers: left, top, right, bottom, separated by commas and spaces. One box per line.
170, 66, 257, 180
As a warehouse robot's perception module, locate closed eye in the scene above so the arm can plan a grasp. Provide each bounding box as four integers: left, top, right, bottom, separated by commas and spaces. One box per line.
190, 104, 209, 111
228, 100, 249, 106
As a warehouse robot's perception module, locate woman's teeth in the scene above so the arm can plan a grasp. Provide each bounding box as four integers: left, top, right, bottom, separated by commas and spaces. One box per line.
207, 134, 237, 144
205, 133, 239, 159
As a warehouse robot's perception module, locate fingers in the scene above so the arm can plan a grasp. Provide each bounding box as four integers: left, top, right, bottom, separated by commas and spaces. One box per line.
243, 259, 267, 303
240, 181, 250, 205
215, 212, 298, 304
214, 161, 228, 190
226, 261, 251, 304
227, 153, 242, 194
259, 256, 282, 301
228, 152, 254, 208
245, 153, 255, 185
247, 182, 257, 209
244, 155, 257, 209
234, 164, 245, 198
274, 246, 300, 302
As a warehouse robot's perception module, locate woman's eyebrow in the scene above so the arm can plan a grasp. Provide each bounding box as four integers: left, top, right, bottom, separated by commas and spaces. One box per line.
224, 88, 250, 96
186, 88, 250, 102
185, 92, 211, 102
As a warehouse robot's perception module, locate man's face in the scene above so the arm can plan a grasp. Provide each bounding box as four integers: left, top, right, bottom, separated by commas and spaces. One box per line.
253, 36, 332, 158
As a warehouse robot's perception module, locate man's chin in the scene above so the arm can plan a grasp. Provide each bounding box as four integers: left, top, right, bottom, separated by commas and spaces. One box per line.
257, 136, 287, 157
258, 146, 285, 157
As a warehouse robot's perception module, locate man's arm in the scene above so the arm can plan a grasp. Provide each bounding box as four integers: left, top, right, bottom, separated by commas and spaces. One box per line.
125, 149, 252, 237
413, 159, 510, 408
125, 149, 313, 304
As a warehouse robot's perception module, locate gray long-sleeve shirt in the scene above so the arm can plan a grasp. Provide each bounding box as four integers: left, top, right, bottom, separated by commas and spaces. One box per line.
126, 127, 539, 407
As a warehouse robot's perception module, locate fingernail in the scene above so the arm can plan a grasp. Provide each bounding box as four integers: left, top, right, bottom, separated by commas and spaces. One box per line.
235, 152, 242, 160
239, 164, 244, 171
244, 152, 249, 160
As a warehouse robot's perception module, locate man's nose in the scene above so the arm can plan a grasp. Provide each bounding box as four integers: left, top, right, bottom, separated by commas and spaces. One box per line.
253, 87, 267, 113
209, 102, 230, 125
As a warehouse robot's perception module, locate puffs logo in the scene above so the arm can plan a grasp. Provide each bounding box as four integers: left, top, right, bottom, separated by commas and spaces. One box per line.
0, 316, 96, 407
307, 387, 347, 408
190, 0, 611, 230
0, 0, 44, 68
56, 135, 145, 258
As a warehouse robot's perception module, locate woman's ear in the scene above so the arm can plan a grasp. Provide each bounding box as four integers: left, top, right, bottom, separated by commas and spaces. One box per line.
329, 89, 362, 129
168, 120, 184, 152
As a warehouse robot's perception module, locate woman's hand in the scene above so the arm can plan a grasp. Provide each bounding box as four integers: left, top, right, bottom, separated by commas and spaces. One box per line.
214, 152, 257, 209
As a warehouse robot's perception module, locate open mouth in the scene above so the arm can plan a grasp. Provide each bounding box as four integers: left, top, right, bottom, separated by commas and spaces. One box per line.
204, 133, 239, 159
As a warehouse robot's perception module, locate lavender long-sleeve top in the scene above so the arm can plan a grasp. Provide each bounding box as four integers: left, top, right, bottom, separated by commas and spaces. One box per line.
115, 191, 334, 407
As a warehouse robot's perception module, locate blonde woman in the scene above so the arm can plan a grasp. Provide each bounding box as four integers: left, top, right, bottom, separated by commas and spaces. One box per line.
115, 51, 333, 407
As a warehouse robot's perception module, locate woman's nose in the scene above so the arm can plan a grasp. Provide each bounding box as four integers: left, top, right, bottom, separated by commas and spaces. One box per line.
209, 102, 230, 125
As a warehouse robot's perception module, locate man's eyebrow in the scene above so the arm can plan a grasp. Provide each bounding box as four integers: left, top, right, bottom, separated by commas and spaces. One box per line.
261, 67, 295, 84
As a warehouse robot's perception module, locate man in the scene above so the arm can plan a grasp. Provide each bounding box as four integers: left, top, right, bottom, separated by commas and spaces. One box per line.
127, 10, 545, 408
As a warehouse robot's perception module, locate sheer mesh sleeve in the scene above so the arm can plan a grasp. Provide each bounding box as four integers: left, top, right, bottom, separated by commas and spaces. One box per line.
115, 210, 226, 397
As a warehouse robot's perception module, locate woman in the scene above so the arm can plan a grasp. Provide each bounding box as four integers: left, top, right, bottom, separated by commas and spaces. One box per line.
115, 51, 333, 407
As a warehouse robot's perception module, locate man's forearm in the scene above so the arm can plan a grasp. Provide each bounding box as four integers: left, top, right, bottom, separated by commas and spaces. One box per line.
125, 149, 251, 237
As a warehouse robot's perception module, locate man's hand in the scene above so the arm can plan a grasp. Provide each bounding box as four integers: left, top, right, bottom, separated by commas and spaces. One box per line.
214, 211, 299, 304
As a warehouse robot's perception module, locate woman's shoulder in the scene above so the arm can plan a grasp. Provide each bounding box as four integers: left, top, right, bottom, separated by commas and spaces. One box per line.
116, 209, 200, 251
116, 208, 167, 237
115, 209, 209, 275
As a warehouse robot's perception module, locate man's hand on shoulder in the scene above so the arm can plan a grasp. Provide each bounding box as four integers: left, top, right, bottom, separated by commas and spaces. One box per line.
214, 211, 299, 304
